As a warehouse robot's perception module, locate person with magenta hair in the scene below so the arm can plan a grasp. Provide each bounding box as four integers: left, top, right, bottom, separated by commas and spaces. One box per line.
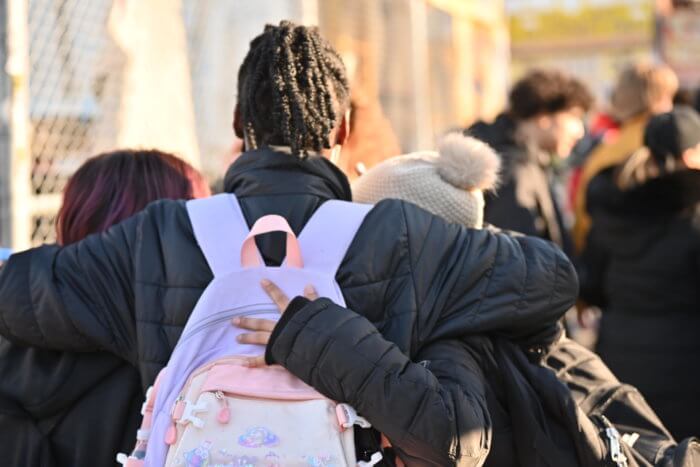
0, 149, 209, 467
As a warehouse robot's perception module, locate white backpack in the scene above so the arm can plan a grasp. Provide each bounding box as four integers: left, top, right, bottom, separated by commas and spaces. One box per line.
118, 194, 383, 467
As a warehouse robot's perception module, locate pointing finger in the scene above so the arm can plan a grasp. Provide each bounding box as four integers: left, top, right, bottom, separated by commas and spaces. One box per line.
232, 316, 276, 332
236, 331, 271, 346
303, 284, 319, 300
261, 279, 290, 312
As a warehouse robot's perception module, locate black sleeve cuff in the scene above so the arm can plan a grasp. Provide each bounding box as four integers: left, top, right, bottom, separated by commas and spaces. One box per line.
265, 296, 311, 365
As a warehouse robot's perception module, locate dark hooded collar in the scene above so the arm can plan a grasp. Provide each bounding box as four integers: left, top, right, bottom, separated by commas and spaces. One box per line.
467, 113, 550, 167
467, 113, 518, 152
222, 147, 352, 201
590, 168, 700, 218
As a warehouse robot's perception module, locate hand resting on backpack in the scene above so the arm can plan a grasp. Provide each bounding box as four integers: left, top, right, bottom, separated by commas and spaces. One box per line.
233, 279, 318, 367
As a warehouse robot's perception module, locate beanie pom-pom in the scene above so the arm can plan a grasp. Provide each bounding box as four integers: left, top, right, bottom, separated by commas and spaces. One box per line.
436, 133, 501, 191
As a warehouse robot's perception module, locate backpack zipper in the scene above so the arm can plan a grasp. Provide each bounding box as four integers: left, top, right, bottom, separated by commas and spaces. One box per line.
599, 415, 628, 467
214, 390, 230, 424
176, 303, 278, 346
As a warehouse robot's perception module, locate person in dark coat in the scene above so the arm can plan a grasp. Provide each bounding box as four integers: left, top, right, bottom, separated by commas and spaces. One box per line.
351, 132, 700, 466
0, 22, 578, 466
351, 133, 585, 465
579, 106, 700, 440
467, 70, 593, 256
0, 150, 210, 467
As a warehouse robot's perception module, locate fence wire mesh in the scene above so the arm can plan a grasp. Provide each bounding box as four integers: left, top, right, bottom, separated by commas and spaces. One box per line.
0, 3, 10, 247
27, 0, 124, 244
6, 0, 506, 247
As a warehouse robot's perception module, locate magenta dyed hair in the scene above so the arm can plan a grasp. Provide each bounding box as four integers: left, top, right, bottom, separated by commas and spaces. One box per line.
57, 149, 210, 245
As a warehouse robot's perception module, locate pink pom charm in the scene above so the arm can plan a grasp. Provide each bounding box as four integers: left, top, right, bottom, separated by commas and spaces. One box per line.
217, 406, 230, 424
215, 391, 230, 425
165, 423, 177, 445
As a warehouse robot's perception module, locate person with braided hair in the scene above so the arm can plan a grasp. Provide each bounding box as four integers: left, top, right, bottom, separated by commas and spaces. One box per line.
0, 22, 580, 466
234, 21, 350, 159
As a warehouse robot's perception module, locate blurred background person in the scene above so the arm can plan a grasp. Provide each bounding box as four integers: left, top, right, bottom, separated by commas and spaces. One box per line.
353, 132, 698, 463
673, 87, 697, 108
572, 62, 679, 253
0, 149, 209, 467
466, 69, 593, 257
566, 111, 621, 213
578, 106, 700, 440
336, 91, 402, 181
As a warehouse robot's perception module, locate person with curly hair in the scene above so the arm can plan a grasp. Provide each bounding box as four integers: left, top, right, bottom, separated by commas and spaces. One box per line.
467, 69, 593, 256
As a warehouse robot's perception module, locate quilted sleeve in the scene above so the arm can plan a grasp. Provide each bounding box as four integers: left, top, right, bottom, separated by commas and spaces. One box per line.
266, 297, 491, 467
0, 209, 143, 361
397, 200, 578, 344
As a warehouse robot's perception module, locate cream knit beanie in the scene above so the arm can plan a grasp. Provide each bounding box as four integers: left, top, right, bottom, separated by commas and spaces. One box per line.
352, 133, 501, 228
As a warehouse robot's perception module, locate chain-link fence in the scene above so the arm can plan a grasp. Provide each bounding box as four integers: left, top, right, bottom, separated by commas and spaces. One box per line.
3, 0, 507, 248
0, 3, 10, 247
26, 0, 124, 245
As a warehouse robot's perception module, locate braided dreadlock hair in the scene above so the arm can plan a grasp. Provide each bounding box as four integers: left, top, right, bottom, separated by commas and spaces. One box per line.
236, 21, 350, 157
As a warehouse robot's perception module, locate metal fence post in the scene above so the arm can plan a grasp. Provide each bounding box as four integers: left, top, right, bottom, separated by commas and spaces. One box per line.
409, 0, 433, 150
6, 0, 31, 251
0, 2, 10, 248
301, 0, 319, 26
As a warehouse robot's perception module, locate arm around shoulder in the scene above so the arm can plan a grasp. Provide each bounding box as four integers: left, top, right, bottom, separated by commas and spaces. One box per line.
266, 297, 491, 466
0, 208, 143, 360
399, 200, 578, 342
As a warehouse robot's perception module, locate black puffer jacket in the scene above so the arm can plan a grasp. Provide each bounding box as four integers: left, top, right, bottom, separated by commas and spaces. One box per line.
269, 297, 575, 467
0, 148, 578, 465
0, 345, 141, 466
467, 114, 573, 256
580, 167, 700, 440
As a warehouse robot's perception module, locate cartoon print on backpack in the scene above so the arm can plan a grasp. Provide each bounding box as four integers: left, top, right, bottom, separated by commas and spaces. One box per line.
183, 441, 212, 467
262, 451, 282, 467
216, 448, 258, 467
304, 454, 339, 466
238, 427, 280, 448
227, 456, 257, 467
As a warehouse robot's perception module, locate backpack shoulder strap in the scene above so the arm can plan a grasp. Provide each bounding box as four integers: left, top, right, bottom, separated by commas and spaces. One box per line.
298, 200, 373, 275
186, 194, 249, 276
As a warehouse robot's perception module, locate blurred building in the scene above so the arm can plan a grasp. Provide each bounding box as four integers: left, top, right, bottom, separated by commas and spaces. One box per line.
506, 0, 700, 109
507, 0, 656, 106
317, 0, 509, 152
657, 0, 700, 88
1, 0, 509, 248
